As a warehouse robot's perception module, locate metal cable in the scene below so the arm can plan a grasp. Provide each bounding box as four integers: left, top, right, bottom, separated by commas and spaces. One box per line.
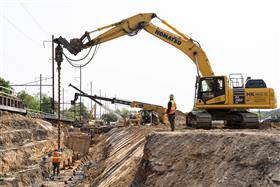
63, 46, 93, 62
0, 14, 40, 45
63, 44, 99, 68
13, 77, 52, 86
17, 0, 49, 36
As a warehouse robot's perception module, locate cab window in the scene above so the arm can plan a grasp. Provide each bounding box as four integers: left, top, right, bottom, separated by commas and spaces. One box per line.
217, 79, 224, 91
200, 79, 214, 92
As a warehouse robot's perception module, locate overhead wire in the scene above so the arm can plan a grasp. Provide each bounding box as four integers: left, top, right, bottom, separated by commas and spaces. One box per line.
17, 0, 49, 36
12, 77, 53, 86
0, 14, 40, 45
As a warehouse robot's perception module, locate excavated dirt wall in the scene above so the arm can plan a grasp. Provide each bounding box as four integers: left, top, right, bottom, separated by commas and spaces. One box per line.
133, 130, 280, 187
0, 112, 59, 186
71, 126, 280, 187
3, 111, 279, 187
81, 126, 152, 187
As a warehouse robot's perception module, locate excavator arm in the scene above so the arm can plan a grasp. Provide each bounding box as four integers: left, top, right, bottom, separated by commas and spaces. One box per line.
54, 13, 214, 77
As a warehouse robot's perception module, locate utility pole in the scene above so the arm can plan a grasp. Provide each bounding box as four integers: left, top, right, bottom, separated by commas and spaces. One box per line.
39, 74, 42, 112
52, 35, 55, 114
43, 35, 55, 114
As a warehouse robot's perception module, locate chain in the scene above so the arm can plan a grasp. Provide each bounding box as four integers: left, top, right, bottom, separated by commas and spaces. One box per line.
57, 61, 61, 150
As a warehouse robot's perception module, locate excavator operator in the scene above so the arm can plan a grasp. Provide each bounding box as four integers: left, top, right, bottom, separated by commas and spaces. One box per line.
167, 94, 177, 131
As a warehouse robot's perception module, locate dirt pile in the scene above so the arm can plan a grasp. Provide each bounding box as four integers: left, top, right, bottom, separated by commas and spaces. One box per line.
0, 112, 58, 186
175, 110, 186, 129
133, 130, 280, 187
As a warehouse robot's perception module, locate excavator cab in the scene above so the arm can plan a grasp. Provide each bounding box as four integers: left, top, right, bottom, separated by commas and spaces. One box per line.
196, 76, 226, 105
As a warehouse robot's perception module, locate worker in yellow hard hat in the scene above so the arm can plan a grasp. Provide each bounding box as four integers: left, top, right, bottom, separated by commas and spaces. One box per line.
167, 94, 177, 131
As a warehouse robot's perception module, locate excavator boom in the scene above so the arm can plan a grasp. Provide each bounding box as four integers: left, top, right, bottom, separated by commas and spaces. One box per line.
54, 13, 214, 77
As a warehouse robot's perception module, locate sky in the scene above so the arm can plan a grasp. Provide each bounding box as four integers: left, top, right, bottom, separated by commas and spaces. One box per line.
0, 0, 279, 114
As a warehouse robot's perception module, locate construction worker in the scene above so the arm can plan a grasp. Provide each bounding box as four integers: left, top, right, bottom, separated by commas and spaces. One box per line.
40, 156, 50, 179
135, 112, 142, 125
52, 149, 61, 176
167, 94, 177, 131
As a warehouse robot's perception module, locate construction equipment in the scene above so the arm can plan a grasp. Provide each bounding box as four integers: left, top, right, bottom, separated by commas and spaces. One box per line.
69, 83, 123, 120
55, 13, 277, 128
75, 93, 167, 124
70, 85, 167, 124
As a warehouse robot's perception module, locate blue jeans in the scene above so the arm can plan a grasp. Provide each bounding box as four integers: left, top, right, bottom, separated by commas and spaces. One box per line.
168, 114, 175, 131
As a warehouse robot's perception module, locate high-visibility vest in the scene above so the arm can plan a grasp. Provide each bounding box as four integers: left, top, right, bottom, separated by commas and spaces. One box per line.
168, 100, 177, 114
52, 151, 60, 163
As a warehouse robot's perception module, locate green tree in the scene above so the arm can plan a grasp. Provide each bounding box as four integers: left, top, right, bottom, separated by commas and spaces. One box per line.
115, 108, 135, 118
101, 112, 118, 124
40, 94, 57, 113
0, 77, 13, 94
63, 102, 89, 120
17, 91, 39, 110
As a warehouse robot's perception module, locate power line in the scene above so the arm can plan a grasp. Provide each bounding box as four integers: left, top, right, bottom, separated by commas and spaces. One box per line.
11, 77, 52, 86
17, 0, 49, 36
0, 13, 40, 45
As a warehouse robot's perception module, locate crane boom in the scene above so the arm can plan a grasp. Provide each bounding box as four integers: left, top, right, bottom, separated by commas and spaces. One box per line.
71, 92, 168, 124
69, 84, 123, 120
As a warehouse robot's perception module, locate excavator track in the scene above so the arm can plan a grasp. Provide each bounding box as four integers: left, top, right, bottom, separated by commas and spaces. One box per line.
186, 110, 212, 129
186, 109, 259, 129
225, 111, 259, 129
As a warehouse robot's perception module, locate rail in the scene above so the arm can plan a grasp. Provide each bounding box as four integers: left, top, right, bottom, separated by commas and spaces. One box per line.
26, 109, 74, 122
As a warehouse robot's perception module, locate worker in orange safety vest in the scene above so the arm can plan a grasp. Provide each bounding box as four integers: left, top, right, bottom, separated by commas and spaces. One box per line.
52, 149, 61, 176
167, 94, 177, 131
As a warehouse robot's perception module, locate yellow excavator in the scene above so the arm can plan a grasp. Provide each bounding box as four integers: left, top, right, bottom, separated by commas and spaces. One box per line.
54, 13, 277, 128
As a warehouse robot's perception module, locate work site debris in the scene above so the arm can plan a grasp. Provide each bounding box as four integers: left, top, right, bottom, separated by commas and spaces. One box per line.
175, 110, 187, 129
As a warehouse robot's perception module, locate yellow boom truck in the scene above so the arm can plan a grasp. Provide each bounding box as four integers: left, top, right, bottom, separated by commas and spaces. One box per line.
55, 13, 277, 128
72, 92, 168, 125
